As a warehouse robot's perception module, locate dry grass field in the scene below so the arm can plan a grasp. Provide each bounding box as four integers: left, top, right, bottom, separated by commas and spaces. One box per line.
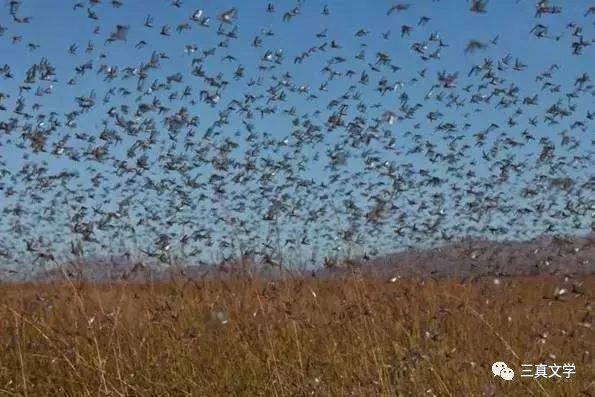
0, 275, 592, 396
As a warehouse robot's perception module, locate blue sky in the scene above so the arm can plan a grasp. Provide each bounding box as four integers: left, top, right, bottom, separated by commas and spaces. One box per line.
0, 0, 593, 269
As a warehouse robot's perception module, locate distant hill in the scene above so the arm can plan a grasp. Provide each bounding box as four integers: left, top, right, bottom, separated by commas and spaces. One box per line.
317, 233, 595, 279
29, 233, 594, 283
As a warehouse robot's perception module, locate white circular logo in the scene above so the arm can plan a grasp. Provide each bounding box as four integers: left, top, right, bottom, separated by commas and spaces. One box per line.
492, 362, 515, 381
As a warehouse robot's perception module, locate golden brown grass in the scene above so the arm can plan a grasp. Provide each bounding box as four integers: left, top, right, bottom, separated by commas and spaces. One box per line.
0, 275, 592, 396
